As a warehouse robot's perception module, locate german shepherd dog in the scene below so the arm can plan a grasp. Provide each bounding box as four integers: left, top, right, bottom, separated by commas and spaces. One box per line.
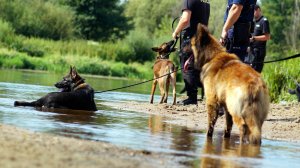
191, 24, 269, 144
14, 66, 97, 111
150, 40, 177, 105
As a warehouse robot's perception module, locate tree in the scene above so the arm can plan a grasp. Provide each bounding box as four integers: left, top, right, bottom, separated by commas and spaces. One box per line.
261, 0, 300, 53
125, 0, 181, 35
66, 0, 132, 41
0, 0, 75, 40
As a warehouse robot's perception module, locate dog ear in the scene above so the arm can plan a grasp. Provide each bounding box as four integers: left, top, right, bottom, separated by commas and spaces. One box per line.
69, 65, 73, 74
71, 66, 78, 79
196, 23, 210, 47
151, 47, 160, 52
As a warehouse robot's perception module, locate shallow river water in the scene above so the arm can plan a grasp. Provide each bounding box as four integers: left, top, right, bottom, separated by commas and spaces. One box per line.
0, 70, 299, 168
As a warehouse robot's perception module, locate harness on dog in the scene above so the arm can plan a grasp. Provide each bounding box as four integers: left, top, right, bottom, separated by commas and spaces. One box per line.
72, 79, 86, 90
158, 53, 171, 60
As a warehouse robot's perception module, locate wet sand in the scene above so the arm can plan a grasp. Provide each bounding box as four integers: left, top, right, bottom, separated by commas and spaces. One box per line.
103, 100, 300, 142
0, 100, 299, 167
0, 124, 182, 168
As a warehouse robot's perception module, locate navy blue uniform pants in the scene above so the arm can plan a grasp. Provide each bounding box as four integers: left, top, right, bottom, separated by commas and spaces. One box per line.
251, 47, 266, 73
179, 38, 199, 97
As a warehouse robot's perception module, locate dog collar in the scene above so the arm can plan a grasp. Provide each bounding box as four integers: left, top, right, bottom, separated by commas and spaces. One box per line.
159, 53, 170, 59
73, 83, 88, 91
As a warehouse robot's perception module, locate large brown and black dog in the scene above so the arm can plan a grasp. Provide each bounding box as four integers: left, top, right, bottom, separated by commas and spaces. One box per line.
14, 66, 97, 111
150, 40, 177, 105
191, 24, 269, 144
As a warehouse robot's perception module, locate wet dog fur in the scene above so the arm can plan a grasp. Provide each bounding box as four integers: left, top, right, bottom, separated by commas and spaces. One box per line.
150, 40, 177, 105
191, 24, 270, 145
14, 66, 97, 111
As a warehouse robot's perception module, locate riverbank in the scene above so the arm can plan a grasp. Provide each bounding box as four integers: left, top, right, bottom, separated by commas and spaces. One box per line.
103, 100, 300, 142
0, 124, 184, 168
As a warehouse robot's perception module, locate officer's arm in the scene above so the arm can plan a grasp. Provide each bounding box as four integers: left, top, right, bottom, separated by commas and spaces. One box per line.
221, 4, 243, 39
172, 10, 191, 39
251, 34, 270, 42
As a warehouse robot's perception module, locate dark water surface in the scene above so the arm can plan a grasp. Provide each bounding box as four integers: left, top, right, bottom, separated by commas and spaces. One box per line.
0, 69, 299, 168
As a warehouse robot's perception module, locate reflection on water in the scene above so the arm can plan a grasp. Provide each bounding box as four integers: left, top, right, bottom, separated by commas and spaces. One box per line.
0, 70, 300, 168
200, 135, 262, 168
37, 108, 96, 124
148, 115, 199, 156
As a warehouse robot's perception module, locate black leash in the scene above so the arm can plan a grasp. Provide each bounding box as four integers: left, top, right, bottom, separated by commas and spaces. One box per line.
154, 17, 180, 59
263, 53, 300, 63
95, 67, 183, 94
95, 53, 300, 94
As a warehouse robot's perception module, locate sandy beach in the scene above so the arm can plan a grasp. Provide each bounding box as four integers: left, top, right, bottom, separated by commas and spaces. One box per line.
0, 124, 182, 168
0, 100, 299, 167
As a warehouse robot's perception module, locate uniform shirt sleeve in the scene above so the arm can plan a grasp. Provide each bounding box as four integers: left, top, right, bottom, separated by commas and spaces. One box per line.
232, 0, 245, 5
262, 17, 270, 34
182, 0, 194, 11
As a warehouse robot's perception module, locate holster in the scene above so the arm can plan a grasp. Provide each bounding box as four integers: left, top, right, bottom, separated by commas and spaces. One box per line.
179, 33, 192, 62
233, 22, 251, 45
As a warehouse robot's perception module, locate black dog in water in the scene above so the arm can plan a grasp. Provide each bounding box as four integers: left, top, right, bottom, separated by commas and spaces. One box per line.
14, 66, 97, 111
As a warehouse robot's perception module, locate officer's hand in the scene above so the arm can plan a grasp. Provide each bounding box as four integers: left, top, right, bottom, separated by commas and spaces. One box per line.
220, 30, 227, 46
220, 37, 226, 46
250, 36, 255, 43
172, 32, 179, 40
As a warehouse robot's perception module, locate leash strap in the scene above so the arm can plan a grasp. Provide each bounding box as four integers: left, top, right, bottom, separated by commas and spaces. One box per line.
95, 53, 300, 94
263, 53, 300, 64
95, 67, 183, 94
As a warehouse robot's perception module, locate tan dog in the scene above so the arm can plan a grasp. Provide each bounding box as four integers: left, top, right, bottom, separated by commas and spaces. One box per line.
191, 24, 269, 144
150, 40, 177, 105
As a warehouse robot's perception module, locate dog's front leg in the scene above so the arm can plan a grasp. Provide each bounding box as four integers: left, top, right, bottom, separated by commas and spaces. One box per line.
206, 103, 219, 137
150, 80, 157, 104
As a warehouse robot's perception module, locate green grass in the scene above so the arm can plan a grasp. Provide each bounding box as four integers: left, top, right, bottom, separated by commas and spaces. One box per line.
0, 48, 154, 79
262, 55, 300, 102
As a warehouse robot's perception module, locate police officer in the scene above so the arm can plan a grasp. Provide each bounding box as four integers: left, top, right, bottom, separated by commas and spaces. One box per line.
172, 0, 210, 105
249, 4, 270, 73
220, 0, 256, 62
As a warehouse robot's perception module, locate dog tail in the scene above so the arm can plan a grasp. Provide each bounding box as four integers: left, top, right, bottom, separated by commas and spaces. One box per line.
14, 101, 36, 107
243, 81, 269, 144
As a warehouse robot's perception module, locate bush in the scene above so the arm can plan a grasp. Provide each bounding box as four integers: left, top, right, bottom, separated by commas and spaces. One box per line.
110, 62, 138, 77
262, 56, 300, 102
0, 0, 75, 40
123, 29, 155, 63
114, 42, 135, 63
0, 19, 16, 46
77, 63, 110, 76
0, 52, 35, 69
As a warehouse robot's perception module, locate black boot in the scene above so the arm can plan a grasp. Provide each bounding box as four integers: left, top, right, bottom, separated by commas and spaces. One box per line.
182, 93, 197, 105
177, 97, 191, 105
